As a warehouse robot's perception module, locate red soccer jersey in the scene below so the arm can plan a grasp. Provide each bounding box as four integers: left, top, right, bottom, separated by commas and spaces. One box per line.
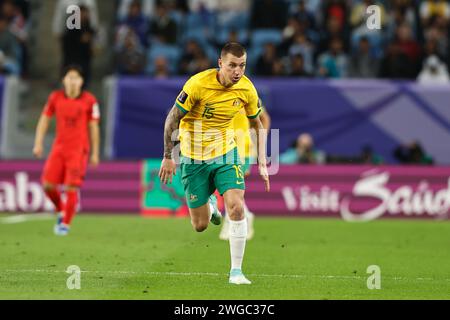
43, 90, 100, 152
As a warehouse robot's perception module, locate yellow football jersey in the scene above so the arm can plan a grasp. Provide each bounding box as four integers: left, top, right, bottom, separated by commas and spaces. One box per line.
233, 108, 253, 160
175, 69, 261, 161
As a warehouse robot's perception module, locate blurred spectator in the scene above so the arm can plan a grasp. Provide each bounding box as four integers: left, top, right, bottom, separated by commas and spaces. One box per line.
417, 55, 450, 84
149, 3, 177, 44
2, 0, 27, 41
153, 55, 170, 78
116, 27, 146, 75
53, 0, 98, 38
119, 0, 150, 48
288, 53, 312, 77
288, 33, 314, 74
420, 38, 444, 64
349, 36, 379, 78
118, 0, 155, 19
393, 23, 421, 76
317, 15, 349, 57
291, 0, 317, 31
250, 0, 287, 29
280, 17, 302, 54
423, 16, 449, 63
255, 42, 278, 76
1, 0, 29, 19
387, 0, 418, 42
420, 0, 450, 28
280, 133, 326, 164
271, 58, 285, 76
379, 42, 413, 79
188, 0, 218, 13
360, 145, 383, 164
178, 40, 212, 75
322, 0, 349, 32
1, 0, 28, 75
317, 37, 349, 78
0, 14, 19, 75
62, 5, 95, 84
393, 141, 434, 165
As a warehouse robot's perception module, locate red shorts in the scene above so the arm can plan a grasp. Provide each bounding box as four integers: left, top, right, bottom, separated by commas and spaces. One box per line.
42, 148, 89, 187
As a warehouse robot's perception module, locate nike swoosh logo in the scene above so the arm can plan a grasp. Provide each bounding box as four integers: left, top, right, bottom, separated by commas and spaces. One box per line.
236, 180, 245, 185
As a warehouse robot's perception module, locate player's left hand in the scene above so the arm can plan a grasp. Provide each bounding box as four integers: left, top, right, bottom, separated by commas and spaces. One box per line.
258, 162, 270, 192
90, 154, 100, 167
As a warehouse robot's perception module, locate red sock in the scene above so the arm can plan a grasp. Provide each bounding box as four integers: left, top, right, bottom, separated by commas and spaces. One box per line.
62, 190, 79, 226
44, 188, 63, 212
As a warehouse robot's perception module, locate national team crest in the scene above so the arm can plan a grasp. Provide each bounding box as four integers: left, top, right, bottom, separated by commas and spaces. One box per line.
233, 99, 241, 107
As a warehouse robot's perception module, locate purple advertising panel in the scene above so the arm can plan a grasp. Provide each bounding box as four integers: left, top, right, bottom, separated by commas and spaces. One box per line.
246, 165, 450, 221
0, 161, 141, 214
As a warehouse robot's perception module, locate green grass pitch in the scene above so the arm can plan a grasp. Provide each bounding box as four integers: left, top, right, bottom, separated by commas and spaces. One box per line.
1, 214, 450, 300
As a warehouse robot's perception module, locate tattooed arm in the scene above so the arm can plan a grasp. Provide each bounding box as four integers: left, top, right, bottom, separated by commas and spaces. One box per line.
159, 105, 187, 184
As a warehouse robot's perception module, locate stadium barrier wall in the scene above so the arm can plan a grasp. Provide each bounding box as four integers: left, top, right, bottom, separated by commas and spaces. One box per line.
1, 160, 449, 221
108, 78, 450, 164
0, 161, 141, 214
246, 164, 450, 221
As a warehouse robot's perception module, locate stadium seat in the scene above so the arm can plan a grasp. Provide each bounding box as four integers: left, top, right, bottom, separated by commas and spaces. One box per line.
183, 29, 211, 49
186, 12, 215, 33
146, 44, 181, 74
250, 29, 283, 48
247, 46, 264, 75
215, 12, 250, 31
215, 29, 249, 46
204, 44, 219, 62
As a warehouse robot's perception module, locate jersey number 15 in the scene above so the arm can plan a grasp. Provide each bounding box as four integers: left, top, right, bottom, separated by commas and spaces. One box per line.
202, 107, 215, 119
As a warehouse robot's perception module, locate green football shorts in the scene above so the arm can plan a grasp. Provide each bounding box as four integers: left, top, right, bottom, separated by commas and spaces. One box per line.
180, 148, 246, 209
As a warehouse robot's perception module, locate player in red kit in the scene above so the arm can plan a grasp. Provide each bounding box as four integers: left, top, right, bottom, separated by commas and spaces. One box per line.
33, 65, 100, 236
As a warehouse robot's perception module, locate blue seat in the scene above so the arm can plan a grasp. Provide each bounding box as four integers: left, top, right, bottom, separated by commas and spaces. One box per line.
215, 29, 249, 46
186, 12, 215, 31
247, 46, 264, 75
215, 12, 250, 31
182, 29, 211, 49
146, 44, 181, 74
204, 44, 219, 62
250, 29, 283, 48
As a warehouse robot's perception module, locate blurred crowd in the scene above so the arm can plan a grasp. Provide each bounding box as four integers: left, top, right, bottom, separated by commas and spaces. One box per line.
112, 0, 450, 83
0, 0, 29, 76
280, 133, 434, 165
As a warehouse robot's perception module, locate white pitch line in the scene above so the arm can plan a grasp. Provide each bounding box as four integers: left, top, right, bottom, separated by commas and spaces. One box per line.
0, 213, 54, 225
2, 269, 450, 283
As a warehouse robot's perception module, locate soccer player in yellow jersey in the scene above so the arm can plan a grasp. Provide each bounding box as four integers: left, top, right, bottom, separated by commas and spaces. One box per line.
159, 42, 270, 285
219, 100, 271, 241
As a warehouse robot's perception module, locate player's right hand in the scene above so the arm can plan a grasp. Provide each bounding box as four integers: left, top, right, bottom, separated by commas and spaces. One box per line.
258, 162, 270, 193
32, 145, 43, 158
159, 158, 177, 185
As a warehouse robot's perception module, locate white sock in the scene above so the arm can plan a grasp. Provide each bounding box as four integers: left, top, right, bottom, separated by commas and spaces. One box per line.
208, 201, 214, 220
229, 218, 248, 270
243, 202, 254, 218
